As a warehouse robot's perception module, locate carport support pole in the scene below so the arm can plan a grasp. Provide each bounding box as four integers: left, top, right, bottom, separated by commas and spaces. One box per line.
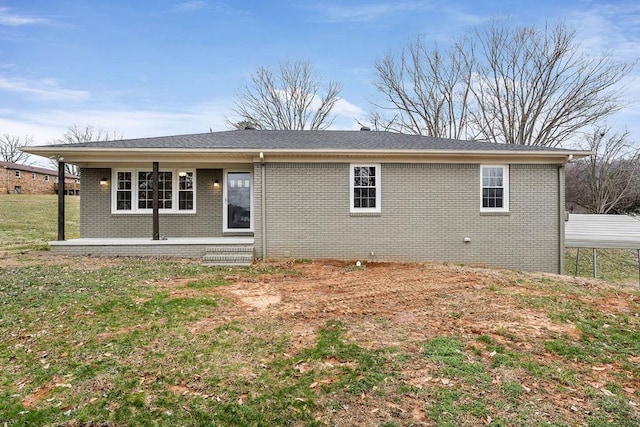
574, 248, 580, 276
57, 160, 65, 241
152, 161, 159, 240
593, 248, 597, 279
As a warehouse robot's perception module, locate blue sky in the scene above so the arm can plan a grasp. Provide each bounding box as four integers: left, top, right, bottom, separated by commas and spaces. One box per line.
1, 0, 639, 149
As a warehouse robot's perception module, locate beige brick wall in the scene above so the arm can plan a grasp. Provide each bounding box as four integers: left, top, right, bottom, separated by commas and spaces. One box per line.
81, 168, 223, 238
80, 162, 563, 273
254, 162, 563, 273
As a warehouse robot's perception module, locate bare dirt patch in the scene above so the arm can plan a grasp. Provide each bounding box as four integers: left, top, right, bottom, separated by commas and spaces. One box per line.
21, 376, 67, 408
213, 261, 585, 348
195, 260, 639, 425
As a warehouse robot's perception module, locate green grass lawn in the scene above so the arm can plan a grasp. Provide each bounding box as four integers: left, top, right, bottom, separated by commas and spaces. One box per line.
0, 194, 79, 252
565, 247, 639, 286
0, 195, 638, 426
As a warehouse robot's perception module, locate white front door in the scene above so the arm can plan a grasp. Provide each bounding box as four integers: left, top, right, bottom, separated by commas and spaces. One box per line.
223, 171, 253, 232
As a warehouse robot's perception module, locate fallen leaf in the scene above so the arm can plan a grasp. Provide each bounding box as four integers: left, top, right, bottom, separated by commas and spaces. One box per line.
387, 402, 406, 413
54, 383, 72, 389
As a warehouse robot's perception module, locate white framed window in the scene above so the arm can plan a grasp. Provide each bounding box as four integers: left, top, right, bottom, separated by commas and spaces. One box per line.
480, 165, 509, 212
112, 169, 196, 214
44, 175, 50, 182
15, 170, 21, 178
350, 164, 381, 213
31, 173, 36, 180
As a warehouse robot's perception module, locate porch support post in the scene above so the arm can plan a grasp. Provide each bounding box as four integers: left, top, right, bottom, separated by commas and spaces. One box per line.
574, 247, 580, 277
57, 160, 65, 241
152, 161, 159, 240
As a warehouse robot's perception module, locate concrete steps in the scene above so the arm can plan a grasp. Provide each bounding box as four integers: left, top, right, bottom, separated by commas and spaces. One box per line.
202, 245, 253, 266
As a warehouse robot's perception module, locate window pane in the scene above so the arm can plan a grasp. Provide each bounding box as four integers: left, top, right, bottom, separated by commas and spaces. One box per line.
116, 172, 132, 210
179, 172, 193, 190
116, 191, 131, 210
178, 172, 194, 210
179, 191, 193, 210
482, 167, 505, 209
352, 165, 380, 211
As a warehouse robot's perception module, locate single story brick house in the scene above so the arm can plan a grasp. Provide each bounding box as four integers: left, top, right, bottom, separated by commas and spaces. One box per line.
0, 161, 80, 195
24, 129, 589, 272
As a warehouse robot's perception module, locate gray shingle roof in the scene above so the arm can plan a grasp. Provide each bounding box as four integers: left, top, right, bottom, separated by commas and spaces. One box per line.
41, 130, 578, 153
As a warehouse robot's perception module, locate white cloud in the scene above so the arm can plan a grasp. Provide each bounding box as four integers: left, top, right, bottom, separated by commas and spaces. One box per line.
0, 7, 48, 26
561, 1, 640, 142
174, 1, 210, 12
331, 97, 366, 129
311, 1, 431, 23
0, 100, 234, 149
0, 76, 89, 101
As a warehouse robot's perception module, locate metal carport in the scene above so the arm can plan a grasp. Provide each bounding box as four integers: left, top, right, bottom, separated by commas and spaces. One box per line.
565, 214, 640, 286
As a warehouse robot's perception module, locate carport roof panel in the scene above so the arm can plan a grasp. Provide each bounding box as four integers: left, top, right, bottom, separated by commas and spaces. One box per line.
565, 214, 640, 249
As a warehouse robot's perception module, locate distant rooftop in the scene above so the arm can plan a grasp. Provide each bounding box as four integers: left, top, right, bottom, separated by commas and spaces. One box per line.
0, 161, 79, 179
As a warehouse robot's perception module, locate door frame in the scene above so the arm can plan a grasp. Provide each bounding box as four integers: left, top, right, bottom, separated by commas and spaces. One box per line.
222, 169, 254, 233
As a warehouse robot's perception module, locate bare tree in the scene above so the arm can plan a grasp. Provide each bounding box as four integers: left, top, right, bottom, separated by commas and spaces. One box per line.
231, 59, 343, 130
51, 125, 123, 175
372, 20, 634, 146
0, 134, 33, 164
566, 127, 640, 214
56, 124, 122, 145
372, 36, 475, 138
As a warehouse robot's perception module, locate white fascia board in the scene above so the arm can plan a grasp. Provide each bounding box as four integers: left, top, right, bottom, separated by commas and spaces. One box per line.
22, 146, 591, 164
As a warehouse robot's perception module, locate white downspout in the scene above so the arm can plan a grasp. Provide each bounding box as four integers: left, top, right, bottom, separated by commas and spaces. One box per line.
260, 152, 267, 260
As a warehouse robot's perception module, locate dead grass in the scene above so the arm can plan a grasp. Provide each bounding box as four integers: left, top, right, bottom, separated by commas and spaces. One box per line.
1, 254, 639, 426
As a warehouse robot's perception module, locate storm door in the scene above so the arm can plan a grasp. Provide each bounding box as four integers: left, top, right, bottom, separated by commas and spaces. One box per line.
223, 171, 252, 231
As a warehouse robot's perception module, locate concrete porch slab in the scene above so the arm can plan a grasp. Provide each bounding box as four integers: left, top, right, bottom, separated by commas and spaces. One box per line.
48, 237, 255, 258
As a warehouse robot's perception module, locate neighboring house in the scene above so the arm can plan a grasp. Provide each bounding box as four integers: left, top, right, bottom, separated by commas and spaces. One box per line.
0, 161, 80, 195
24, 129, 589, 273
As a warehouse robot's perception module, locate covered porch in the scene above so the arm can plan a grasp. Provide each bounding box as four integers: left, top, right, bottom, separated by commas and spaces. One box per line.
49, 237, 255, 265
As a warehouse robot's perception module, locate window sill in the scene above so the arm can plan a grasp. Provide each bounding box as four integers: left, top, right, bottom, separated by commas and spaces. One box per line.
222, 231, 254, 236
479, 211, 510, 216
350, 212, 382, 217
111, 211, 197, 216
